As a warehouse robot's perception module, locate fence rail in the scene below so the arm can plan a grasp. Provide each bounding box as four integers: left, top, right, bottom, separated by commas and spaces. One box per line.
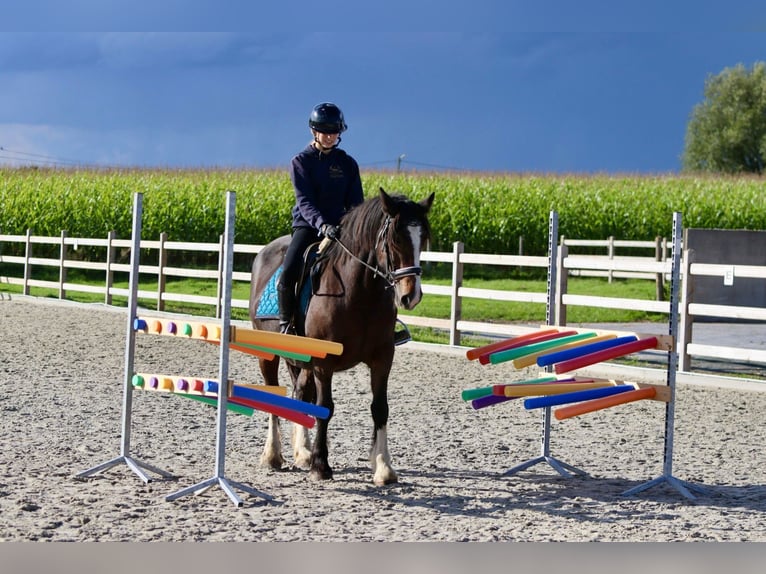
2, 230, 764, 385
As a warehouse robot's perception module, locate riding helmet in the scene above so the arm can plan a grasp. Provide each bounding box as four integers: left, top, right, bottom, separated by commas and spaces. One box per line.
309, 102, 348, 134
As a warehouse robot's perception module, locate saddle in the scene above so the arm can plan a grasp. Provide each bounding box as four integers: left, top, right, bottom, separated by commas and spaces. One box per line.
254, 238, 411, 345
254, 240, 328, 336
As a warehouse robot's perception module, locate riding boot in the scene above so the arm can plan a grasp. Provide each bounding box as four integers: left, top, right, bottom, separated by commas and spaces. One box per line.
277, 286, 296, 335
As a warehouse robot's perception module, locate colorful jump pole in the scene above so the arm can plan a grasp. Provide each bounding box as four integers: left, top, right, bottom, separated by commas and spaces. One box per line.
177, 393, 256, 417
554, 386, 657, 420
488, 331, 593, 365
203, 380, 330, 420
499, 381, 615, 398
553, 337, 659, 374
231, 327, 343, 358
479, 330, 578, 365
466, 329, 560, 361
523, 385, 635, 410
512, 334, 617, 369
470, 394, 516, 410
461, 376, 558, 401
534, 335, 637, 368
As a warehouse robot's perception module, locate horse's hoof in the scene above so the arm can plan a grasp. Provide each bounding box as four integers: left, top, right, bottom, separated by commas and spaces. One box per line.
259, 453, 285, 470
372, 453, 398, 486
293, 449, 312, 470
309, 467, 334, 481
373, 470, 398, 486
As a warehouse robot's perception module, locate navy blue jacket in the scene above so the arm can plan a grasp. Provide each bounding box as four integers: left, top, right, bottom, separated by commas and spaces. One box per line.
289, 144, 364, 231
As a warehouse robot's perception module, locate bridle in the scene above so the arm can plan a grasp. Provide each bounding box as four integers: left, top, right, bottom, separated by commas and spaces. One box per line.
333, 215, 422, 289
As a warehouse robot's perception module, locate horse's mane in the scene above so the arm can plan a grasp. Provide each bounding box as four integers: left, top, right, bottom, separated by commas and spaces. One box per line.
326, 193, 431, 264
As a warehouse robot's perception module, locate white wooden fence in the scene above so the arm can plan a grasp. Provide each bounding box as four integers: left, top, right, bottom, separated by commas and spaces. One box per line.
2, 230, 765, 384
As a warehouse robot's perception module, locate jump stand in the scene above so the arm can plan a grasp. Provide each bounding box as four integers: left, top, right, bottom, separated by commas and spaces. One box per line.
75, 192, 176, 485
508, 211, 587, 479
163, 190, 274, 506
463, 211, 713, 500
76, 191, 340, 507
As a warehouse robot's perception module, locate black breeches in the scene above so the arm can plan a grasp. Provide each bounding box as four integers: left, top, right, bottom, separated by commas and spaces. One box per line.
278, 227, 318, 295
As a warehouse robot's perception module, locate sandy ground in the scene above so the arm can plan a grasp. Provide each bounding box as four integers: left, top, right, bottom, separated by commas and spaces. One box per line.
1, 296, 765, 542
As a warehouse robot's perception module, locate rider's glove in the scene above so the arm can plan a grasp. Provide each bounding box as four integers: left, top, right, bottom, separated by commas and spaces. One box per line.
320, 224, 339, 240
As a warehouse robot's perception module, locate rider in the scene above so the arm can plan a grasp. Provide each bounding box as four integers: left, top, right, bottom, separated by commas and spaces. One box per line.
277, 102, 364, 334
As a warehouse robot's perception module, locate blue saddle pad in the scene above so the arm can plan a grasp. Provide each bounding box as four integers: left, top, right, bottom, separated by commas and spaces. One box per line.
255, 265, 311, 319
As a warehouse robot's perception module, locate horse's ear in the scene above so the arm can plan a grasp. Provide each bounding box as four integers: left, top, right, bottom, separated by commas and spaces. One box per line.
420, 192, 435, 214
379, 187, 400, 217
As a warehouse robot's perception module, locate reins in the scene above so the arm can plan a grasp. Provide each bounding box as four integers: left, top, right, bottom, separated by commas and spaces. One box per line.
332, 215, 422, 289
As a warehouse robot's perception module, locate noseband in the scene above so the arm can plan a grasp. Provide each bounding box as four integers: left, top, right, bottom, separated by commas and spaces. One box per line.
335, 216, 422, 289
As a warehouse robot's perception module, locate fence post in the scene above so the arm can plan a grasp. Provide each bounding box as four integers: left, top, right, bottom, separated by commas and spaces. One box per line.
654, 235, 665, 301
59, 230, 68, 300
157, 232, 167, 311
607, 235, 614, 283
449, 241, 464, 346
105, 230, 116, 305
23, 229, 32, 296
216, 233, 225, 319
555, 239, 568, 326
678, 247, 694, 372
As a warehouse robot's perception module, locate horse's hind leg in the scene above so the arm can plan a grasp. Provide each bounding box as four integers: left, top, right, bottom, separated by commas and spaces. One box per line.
291, 366, 314, 470
369, 365, 398, 486
258, 357, 285, 470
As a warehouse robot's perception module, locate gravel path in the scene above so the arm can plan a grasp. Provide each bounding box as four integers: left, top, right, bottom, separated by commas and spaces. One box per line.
1, 296, 765, 541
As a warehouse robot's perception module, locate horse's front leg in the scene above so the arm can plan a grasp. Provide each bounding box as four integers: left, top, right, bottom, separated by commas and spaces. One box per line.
291, 367, 314, 470
369, 362, 398, 486
309, 369, 335, 481
258, 357, 284, 469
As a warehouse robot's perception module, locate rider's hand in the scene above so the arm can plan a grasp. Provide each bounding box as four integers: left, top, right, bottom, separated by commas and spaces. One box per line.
320, 224, 339, 240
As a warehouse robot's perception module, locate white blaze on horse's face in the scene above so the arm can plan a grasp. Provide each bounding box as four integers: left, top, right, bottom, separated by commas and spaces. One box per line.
394, 223, 424, 310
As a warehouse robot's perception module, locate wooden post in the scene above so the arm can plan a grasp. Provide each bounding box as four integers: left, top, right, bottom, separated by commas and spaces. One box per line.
678, 246, 694, 372
105, 230, 116, 305
157, 232, 167, 311
23, 229, 32, 296
655, 236, 665, 301
59, 230, 68, 300
607, 235, 614, 283
449, 241, 464, 346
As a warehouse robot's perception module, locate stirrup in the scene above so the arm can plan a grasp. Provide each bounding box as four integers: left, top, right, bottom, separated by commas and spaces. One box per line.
279, 321, 295, 335
393, 319, 411, 346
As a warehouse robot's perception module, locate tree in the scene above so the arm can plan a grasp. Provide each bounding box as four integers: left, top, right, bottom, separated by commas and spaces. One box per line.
682, 62, 766, 174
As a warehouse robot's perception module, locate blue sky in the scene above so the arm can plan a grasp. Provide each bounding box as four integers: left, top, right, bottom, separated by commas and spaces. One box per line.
1, 3, 765, 173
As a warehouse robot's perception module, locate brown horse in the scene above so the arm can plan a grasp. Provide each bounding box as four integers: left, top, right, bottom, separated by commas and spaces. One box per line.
249, 188, 434, 485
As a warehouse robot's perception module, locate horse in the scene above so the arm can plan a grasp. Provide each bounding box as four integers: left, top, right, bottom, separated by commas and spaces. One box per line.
248, 187, 434, 485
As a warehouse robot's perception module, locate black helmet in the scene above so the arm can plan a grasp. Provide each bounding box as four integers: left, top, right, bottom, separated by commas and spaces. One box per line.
309, 102, 347, 134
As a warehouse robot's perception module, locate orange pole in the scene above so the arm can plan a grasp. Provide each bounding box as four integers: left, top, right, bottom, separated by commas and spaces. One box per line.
554, 386, 657, 420
231, 326, 343, 357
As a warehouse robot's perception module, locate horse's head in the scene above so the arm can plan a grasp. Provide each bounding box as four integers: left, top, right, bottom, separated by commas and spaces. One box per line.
378, 187, 435, 310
